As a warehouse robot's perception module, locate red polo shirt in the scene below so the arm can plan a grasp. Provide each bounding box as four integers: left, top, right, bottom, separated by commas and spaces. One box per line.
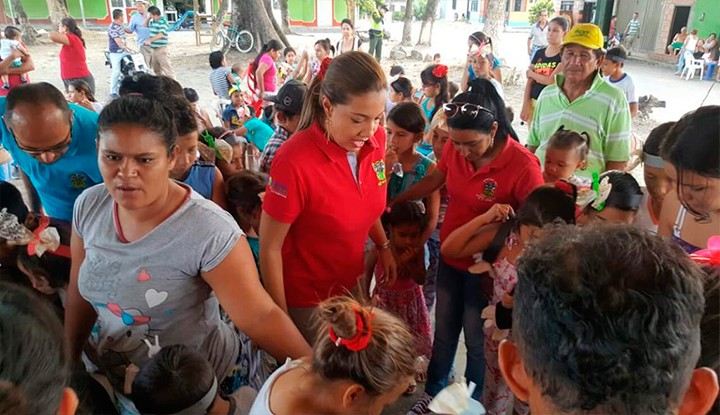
438, 136, 543, 270
263, 121, 388, 307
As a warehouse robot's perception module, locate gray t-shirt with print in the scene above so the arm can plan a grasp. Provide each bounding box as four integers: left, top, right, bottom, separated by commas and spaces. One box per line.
73, 184, 242, 392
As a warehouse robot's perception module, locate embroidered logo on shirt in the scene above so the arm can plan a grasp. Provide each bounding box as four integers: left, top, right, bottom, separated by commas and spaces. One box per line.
69, 172, 89, 189
372, 160, 387, 185
477, 178, 498, 201
268, 177, 288, 198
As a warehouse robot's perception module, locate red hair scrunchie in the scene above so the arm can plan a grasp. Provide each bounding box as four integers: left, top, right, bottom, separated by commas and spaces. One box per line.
318, 57, 333, 81
432, 64, 448, 78
328, 307, 373, 352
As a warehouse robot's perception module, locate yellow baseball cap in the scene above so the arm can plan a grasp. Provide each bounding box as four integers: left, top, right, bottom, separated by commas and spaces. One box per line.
563, 23, 604, 50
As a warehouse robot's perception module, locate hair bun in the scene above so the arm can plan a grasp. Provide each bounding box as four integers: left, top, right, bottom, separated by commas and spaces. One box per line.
318, 297, 368, 340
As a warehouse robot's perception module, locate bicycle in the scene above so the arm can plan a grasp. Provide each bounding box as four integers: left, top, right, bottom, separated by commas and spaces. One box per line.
211, 23, 254, 54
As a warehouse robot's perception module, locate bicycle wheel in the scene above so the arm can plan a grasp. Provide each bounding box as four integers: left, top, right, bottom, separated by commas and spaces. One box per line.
211, 30, 227, 52
234, 30, 255, 54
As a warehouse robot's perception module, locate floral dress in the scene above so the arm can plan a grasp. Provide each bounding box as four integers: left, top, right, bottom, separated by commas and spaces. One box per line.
480, 232, 530, 415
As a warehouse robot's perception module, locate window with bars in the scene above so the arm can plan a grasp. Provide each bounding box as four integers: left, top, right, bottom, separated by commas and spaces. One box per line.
514, 0, 523, 11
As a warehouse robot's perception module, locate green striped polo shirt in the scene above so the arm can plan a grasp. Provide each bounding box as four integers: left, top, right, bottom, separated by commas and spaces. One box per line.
528, 72, 632, 179
148, 17, 169, 48
627, 19, 640, 36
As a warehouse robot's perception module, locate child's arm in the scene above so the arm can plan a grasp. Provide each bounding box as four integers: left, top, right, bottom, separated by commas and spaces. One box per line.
527, 63, 563, 86
211, 167, 229, 210
15, 43, 29, 56
404, 247, 427, 285
420, 163, 440, 243
441, 204, 514, 259
520, 70, 535, 123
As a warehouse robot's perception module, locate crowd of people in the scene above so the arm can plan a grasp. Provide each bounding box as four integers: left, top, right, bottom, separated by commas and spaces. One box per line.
0, 3, 718, 415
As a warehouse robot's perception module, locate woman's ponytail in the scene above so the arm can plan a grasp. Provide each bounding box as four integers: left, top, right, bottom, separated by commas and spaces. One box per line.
298, 75, 324, 131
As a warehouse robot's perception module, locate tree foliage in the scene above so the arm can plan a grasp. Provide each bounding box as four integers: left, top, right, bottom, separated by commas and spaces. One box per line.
528, 0, 555, 24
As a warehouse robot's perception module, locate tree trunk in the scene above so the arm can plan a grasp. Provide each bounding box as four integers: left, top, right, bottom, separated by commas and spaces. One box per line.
46, 0, 69, 28
211, 0, 229, 52
279, 0, 292, 34
232, 0, 287, 51
346, 0, 356, 23
483, 0, 504, 46
401, 0, 413, 46
11, 0, 39, 45
261, 0, 291, 47
416, 0, 440, 45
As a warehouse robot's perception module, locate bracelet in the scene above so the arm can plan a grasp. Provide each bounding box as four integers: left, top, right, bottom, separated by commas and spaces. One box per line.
376, 240, 391, 251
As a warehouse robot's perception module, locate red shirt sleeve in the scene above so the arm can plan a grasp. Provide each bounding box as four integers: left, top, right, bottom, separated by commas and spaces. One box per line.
262, 145, 307, 224
513, 157, 544, 204
437, 140, 454, 174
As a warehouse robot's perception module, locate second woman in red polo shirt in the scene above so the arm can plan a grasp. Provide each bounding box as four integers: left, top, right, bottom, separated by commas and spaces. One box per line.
398, 78, 544, 413
260, 51, 396, 342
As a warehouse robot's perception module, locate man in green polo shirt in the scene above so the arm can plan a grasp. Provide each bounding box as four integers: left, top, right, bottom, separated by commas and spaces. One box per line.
528, 23, 631, 179
144, 6, 176, 79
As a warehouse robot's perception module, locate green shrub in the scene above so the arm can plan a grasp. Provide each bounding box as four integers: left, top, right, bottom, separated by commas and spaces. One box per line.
414, 0, 428, 20
528, 0, 555, 25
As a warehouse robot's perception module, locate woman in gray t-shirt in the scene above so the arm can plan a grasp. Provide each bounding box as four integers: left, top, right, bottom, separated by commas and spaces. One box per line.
65, 94, 311, 397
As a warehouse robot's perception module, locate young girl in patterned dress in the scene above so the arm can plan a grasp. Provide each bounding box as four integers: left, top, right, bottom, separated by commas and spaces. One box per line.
441, 184, 577, 414
366, 200, 433, 395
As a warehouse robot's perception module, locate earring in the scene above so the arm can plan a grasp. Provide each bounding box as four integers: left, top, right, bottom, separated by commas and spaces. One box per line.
324, 118, 332, 143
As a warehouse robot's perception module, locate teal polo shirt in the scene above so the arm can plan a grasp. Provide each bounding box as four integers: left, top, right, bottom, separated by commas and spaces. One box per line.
0, 98, 102, 221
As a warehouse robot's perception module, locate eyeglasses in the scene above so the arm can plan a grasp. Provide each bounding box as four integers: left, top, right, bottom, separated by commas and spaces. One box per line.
562, 49, 596, 62
3, 116, 72, 159
443, 103, 494, 120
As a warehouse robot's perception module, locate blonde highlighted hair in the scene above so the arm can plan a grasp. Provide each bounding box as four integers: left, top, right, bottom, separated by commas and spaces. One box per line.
312, 296, 416, 396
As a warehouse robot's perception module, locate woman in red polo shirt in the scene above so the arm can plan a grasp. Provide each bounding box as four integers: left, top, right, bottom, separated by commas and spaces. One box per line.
399, 78, 544, 413
49, 18, 95, 94
260, 51, 396, 342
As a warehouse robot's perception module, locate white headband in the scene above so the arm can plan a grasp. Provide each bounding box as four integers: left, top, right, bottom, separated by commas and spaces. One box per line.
643, 153, 665, 169
170, 377, 218, 415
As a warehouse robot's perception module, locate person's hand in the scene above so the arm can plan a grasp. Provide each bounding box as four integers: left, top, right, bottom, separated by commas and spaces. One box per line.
302, 50, 309, 59
144, 40, 151, 46
481, 204, 514, 223
377, 248, 397, 288
527, 48, 532, 56
385, 146, 398, 172
520, 103, 531, 123
501, 291, 514, 309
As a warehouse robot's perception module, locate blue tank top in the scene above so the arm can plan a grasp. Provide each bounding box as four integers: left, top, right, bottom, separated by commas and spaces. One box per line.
183, 162, 215, 200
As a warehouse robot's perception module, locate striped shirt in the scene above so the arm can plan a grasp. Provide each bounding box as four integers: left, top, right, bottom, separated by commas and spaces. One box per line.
528, 72, 632, 179
209, 67, 232, 98
148, 17, 169, 48
627, 18, 640, 36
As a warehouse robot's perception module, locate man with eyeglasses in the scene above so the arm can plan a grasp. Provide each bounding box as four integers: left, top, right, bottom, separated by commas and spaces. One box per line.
0, 82, 101, 222
527, 23, 632, 179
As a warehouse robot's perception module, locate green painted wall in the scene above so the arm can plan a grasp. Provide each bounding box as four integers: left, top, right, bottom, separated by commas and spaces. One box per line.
693, 0, 720, 38
333, 0, 347, 23
4, 0, 109, 20
288, 0, 315, 24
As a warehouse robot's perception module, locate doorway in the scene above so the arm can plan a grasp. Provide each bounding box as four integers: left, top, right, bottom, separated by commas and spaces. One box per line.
667, 6, 691, 52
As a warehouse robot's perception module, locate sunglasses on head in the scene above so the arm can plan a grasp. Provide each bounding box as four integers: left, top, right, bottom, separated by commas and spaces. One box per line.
443, 103, 494, 120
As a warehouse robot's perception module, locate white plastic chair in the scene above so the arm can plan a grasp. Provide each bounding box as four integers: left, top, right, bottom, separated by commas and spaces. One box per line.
681, 51, 705, 80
